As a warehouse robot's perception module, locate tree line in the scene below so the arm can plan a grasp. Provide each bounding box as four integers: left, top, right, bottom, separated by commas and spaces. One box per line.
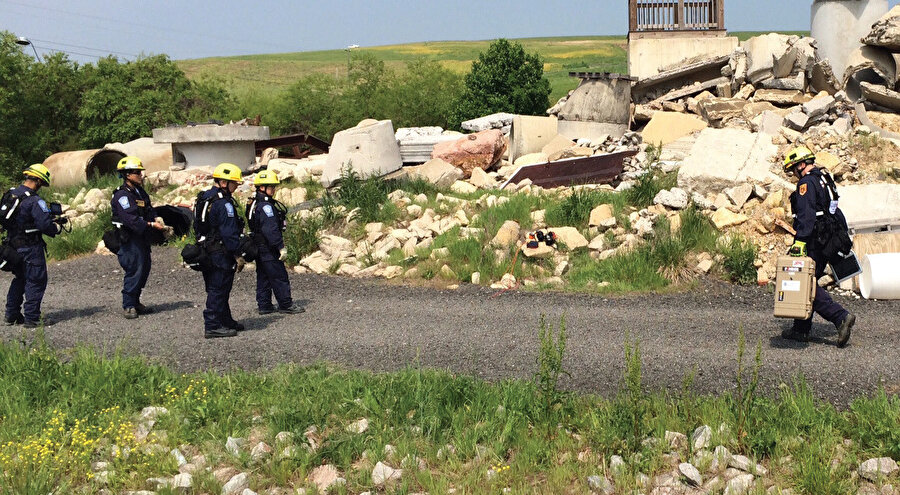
1, 32, 550, 182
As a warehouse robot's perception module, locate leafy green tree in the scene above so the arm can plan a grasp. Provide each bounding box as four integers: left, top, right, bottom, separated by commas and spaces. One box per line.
451, 38, 551, 127
78, 55, 230, 147
391, 59, 463, 130
0, 32, 83, 182
269, 72, 348, 139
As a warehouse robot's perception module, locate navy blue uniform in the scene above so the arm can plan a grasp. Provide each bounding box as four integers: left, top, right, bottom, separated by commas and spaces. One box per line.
198, 186, 243, 331
4, 185, 61, 323
789, 167, 849, 334
248, 192, 293, 311
111, 184, 156, 310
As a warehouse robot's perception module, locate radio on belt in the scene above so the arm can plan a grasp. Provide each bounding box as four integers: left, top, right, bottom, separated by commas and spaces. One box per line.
773, 255, 816, 319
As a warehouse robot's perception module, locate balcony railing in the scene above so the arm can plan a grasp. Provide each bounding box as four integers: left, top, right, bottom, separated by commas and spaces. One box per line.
628, 0, 724, 32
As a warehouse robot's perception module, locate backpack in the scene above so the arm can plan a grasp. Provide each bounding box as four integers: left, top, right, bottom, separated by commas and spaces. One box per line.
0, 188, 30, 233
812, 170, 853, 262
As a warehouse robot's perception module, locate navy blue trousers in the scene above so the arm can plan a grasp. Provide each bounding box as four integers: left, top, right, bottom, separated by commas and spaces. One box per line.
5, 247, 48, 322
793, 249, 849, 333
202, 266, 236, 331
117, 239, 151, 309
256, 257, 292, 310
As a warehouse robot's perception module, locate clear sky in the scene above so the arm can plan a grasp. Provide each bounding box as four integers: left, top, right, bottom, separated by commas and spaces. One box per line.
3, 0, 900, 63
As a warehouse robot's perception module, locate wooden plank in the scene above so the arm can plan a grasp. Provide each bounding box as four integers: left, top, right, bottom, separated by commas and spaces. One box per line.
629, 0, 637, 32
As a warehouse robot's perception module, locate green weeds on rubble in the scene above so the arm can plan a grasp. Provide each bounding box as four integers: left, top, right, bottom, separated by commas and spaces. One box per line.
2, 325, 899, 494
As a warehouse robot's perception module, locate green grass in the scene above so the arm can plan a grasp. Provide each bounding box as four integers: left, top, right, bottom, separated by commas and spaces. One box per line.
1, 325, 898, 494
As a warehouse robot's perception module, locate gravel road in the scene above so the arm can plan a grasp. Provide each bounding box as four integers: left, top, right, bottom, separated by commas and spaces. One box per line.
2, 247, 898, 407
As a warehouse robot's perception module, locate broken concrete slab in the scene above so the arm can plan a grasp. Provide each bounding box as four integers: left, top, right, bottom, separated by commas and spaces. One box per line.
548, 146, 593, 162
632, 55, 730, 103
759, 72, 806, 91
742, 101, 781, 121
837, 183, 900, 231
773, 48, 799, 79
860, 81, 900, 112
753, 89, 812, 106
802, 94, 836, 119
862, 5, 900, 51
558, 120, 626, 141
322, 120, 402, 187
754, 110, 786, 135
509, 115, 558, 164
744, 33, 797, 84
784, 112, 810, 131
698, 98, 749, 123
514, 152, 550, 166
651, 76, 731, 104
395, 127, 462, 164
677, 128, 789, 196
809, 60, 840, 95
641, 112, 708, 147
432, 129, 507, 179
843, 45, 898, 101
461, 113, 515, 133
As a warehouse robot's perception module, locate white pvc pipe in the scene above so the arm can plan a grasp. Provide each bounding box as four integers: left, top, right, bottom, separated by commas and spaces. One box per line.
860, 253, 900, 299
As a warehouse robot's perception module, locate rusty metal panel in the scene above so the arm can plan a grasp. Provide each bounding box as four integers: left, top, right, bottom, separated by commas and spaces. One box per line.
255, 133, 330, 155
499, 150, 637, 189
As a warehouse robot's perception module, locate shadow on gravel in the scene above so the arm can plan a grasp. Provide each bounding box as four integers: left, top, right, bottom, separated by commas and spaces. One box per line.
769, 322, 840, 349
46, 305, 105, 322
146, 301, 194, 313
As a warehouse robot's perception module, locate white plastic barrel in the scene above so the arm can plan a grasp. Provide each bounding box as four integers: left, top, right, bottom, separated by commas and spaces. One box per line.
859, 253, 900, 300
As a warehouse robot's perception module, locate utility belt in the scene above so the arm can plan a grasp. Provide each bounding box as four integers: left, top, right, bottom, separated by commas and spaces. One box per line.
7, 231, 43, 249
0, 241, 23, 272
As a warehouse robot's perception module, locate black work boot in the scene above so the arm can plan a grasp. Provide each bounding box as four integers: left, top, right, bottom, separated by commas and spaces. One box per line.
257, 306, 276, 315
123, 307, 138, 319
4, 314, 24, 326
277, 303, 305, 315
781, 327, 809, 342
204, 328, 238, 339
135, 303, 153, 315
836, 313, 856, 348
225, 321, 245, 332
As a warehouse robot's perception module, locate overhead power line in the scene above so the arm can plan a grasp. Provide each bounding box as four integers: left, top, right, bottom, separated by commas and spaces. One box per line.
29, 37, 138, 58
5, 0, 298, 54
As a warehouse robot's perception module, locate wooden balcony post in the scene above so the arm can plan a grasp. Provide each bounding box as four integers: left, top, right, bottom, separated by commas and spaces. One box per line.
629, 0, 637, 32
717, 0, 725, 30
677, 0, 685, 29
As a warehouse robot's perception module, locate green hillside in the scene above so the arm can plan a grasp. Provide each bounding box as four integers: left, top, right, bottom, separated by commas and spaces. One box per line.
176, 31, 810, 111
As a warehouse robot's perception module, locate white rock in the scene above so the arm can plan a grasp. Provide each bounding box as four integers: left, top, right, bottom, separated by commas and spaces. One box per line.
723, 473, 754, 495
225, 437, 246, 456
679, 462, 703, 486
172, 472, 192, 491
692, 425, 712, 450
250, 442, 272, 463
451, 180, 477, 194
551, 226, 588, 250
308, 464, 341, 492
859, 457, 899, 481
471, 272, 481, 284
729, 454, 767, 475
372, 461, 402, 486
653, 188, 689, 209
586, 475, 614, 494
347, 418, 369, 434
222, 472, 250, 495
666, 431, 688, 451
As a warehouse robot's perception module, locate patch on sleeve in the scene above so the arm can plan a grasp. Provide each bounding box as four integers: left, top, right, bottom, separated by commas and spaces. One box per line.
263, 204, 274, 217
799, 184, 807, 196
38, 199, 50, 213
118, 196, 131, 209
224, 202, 235, 217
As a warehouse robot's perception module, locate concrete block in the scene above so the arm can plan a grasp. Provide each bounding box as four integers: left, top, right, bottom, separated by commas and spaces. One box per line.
557, 77, 630, 130
863, 5, 900, 50
743, 33, 796, 84
860, 81, 900, 112
641, 112, 708, 147
404, 158, 464, 188
759, 72, 806, 91
802, 94, 837, 119
836, 183, 900, 231
698, 98, 748, 122
509, 115, 558, 163
557, 120, 627, 141
753, 89, 812, 106
784, 112, 810, 131
677, 128, 789, 196
813, 0, 889, 81
843, 45, 897, 101
541, 135, 576, 157
755, 111, 786, 135
809, 60, 841, 95
322, 120, 402, 187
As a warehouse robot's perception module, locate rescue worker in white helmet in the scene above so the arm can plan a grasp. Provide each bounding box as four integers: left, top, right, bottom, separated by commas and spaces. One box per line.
110, 156, 166, 319
246, 171, 304, 315
782, 146, 856, 347
3, 164, 64, 327
196, 163, 246, 338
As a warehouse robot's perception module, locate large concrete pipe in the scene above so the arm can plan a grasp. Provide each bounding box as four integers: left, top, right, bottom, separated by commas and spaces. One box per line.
43, 149, 125, 188
812, 0, 889, 82
860, 253, 900, 299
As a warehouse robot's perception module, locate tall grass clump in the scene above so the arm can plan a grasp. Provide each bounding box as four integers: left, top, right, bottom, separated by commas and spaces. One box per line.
534, 315, 570, 420
333, 166, 399, 224
718, 235, 758, 285
623, 170, 676, 208
283, 214, 325, 265
472, 193, 544, 239
545, 188, 615, 228
45, 208, 111, 260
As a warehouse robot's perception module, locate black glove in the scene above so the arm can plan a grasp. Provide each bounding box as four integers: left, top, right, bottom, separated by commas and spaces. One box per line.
55, 217, 68, 225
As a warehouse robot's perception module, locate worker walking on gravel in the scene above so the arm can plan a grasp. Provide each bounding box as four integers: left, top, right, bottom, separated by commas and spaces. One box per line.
246, 170, 303, 315
110, 156, 166, 319
2, 164, 65, 328
195, 163, 247, 339
782, 146, 856, 347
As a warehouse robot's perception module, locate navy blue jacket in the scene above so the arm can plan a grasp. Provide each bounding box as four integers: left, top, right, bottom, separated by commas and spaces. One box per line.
111, 183, 156, 240
199, 186, 243, 258
7, 184, 60, 263
790, 167, 847, 246
248, 192, 285, 259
